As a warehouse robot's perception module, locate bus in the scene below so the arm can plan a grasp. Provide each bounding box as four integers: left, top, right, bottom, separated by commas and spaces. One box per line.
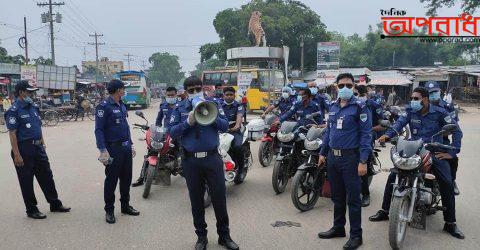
113, 71, 151, 109
201, 67, 285, 111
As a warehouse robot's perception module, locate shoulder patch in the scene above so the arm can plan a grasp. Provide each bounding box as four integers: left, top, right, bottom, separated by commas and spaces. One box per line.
97, 109, 104, 118
360, 113, 368, 122
444, 115, 452, 124
8, 117, 16, 125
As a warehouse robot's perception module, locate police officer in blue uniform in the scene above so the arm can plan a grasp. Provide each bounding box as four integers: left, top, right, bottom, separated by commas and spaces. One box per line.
261, 86, 296, 119
425, 81, 461, 195
370, 87, 465, 239
5, 80, 71, 219
354, 84, 385, 207
95, 79, 140, 224
279, 88, 324, 127
221, 86, 246, 184
317, 73, 372, 250
169, 76, 239, 250
308, 81, 330, 119
131, 86, 178, 187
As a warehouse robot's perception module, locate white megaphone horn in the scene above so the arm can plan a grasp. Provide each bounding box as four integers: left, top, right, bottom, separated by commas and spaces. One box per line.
192, 97, 218, 126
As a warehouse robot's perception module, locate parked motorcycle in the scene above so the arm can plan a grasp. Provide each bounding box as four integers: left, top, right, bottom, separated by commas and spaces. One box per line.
385, 122, 458, 249
258, 112, 280, 167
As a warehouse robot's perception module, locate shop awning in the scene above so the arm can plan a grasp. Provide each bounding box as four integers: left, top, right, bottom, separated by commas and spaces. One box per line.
369, 71, 412, 86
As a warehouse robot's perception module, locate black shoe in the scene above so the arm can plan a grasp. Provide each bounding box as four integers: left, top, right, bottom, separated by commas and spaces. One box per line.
443, 223, 465, 239
27, 211, 47, 219
369, 210, 389, 222
361, 195, 370, 207
131, 178, 144, 187
50, 205, 71, 213
317, 227, 346, 239
106, 212, 116, 224
234, 171, 245, 184
218, 237, 239, 250
195, 237, 208, 250
121, 206, 140, 216
453, 181, 460, 195
343, 237, 363, 250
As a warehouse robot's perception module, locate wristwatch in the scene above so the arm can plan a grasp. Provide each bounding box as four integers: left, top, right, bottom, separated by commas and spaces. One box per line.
360, 160, 367, 164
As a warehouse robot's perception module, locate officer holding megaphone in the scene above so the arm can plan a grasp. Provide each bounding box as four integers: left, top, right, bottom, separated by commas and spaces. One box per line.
169, 76, 239, 250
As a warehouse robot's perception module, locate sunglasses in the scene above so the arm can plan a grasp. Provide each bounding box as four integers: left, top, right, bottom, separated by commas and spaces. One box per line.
224, 93, 235, 96
338, 84, 354, 89
186, 87, 202, 94
410, 96, 422, 101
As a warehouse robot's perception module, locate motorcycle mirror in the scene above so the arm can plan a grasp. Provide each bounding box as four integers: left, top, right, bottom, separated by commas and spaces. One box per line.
441, 124, 457, 133
135, 111, 145, 118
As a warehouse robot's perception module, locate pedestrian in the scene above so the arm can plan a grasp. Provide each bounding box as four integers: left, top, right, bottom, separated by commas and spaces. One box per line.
94, 79, 140, 224
317, 73, 372, 249
169, 76, 239, 250
240, 91, 248, 124
4, 80, 71, 219
74, 93, 85, 121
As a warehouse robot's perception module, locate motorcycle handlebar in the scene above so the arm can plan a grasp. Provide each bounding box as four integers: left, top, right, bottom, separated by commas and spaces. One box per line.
133, 123, 149, 130
425, 142, 458, 151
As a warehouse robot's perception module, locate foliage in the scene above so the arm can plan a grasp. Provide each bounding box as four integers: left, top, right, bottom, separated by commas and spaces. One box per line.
420, 0, 479, 15
0, 47, 25, 64
147, 52, 185, 84
190, 58, 225, 77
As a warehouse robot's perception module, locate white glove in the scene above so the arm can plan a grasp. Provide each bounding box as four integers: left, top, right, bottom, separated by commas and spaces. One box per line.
98, 150, 111, 165
187, 111, 195, 126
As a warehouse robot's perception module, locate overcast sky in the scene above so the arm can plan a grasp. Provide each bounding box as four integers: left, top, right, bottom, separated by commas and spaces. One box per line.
0, 0, 464, 72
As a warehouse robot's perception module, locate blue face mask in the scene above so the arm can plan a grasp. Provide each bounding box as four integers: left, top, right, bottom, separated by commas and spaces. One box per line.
24, 97, 33, 104
165, 97, 176, 105
188, 92, 203, 101
296, 95, 302, 102
410, 100, 423, 111
429, 91, 441, 101
309, 87, 318, 95
338, 87, 353, 100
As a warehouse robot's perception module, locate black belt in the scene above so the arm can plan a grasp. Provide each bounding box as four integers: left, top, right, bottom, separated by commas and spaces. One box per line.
330, 148, 359, 157
184, 149, 218, 158
107, 141, 130, 147
19, 139, 43, 146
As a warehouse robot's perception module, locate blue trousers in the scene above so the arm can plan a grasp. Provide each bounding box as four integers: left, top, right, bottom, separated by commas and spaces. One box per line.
12, 141, 62, 214
327, 151, 362, 237
380, 156, 456, 222
104, 144, 132, 212
229, 131, 244, 174
182, 153, 230, 238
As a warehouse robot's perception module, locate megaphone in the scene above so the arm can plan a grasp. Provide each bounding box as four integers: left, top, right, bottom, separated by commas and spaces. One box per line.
192, 97, 218, 126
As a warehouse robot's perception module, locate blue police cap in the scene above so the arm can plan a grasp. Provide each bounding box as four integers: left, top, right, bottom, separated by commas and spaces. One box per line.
425, 81, 440, 92
107, 79, 130, 93
15, 80, 39, 93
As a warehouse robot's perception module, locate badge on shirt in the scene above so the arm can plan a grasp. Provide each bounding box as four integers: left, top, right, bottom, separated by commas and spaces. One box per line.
116, 119, 120, 124
376, 108, 382, 115
170, 115, 175, 123
97, 110, 104, 118
360, 113, 368, 122
9, 117, 16, 124
113, 109, 120, 114
26, 123, 31, 128
444, 115, 452, 123
337, 118, 343, 129
412, 128, 418, 135
20, 114, 30, 119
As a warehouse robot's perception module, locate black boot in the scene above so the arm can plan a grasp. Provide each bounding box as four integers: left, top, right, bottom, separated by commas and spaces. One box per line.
105, 212, 115, 224
369, 210, 389, 222
50, 205, 71, 213
443, 223, 465, 239
218, 237, 239, 250
343, 237, 363, 249
195, 236, 208, 250
121, 206, 140, 216
131, 177, 144, 187
27, 211, 47, 219
361, 194, 370, 207
318, 227, 346, 239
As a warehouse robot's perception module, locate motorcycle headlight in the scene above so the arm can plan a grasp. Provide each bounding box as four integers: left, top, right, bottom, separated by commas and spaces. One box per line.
304, 139, 322, 151
277, 132, 294, 142
392, 152, 421, 170
151, 140, 163, 150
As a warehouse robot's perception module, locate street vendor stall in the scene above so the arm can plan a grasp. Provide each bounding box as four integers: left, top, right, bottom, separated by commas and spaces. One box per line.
369, 70, 413, 105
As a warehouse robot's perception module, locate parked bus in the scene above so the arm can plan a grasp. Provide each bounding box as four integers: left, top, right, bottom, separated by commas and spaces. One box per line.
201, 67, 285, 111
113, 71, 151, 109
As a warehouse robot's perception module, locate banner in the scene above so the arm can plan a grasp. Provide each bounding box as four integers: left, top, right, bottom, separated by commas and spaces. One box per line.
21, 65, 37, 86
237, 72, 252, 98
36, 65, 76, 90
317, 42, 340, 71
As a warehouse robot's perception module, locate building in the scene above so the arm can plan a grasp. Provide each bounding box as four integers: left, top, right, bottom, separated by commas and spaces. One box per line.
81, 57, 123, 77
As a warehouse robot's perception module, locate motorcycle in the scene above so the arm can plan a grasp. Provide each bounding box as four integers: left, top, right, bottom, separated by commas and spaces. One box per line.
258, 112, 281, 167
385, 122, 458, 249
271, 121, 309, 194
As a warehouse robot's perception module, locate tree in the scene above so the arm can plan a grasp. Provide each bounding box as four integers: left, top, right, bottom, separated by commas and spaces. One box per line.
201, 0, 330, 71
0, 46, 25, 64
33, 56, 53, 65
190, 58, 225, 77
420, 0, 479, 15
147, 52, 185, 84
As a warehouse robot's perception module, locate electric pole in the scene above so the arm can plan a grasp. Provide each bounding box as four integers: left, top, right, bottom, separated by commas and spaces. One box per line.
37, 0, 64, 65
88, 32, 104, 83
124, 53, 134, 70
300, 36, 304, 79
23, 17, 29, 64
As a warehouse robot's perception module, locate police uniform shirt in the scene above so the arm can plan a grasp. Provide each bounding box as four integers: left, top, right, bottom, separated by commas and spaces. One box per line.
437, 99, 458, 122
168, 96, 228, 153
4, 100, 42, 141
273, 96, 296, 114
94, 97, 132, 150
386, 104, 462, 156
221, 100, 244, 123
313, 93, 331, 115
320, 97, 372, 162
366, 99, 384, 127
156, 102, 176, 127
279, 100, 324, 126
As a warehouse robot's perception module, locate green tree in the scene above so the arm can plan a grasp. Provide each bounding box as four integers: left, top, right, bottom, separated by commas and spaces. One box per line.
201, 0, 330, 71
420, 0, 479, 15
148, 52, 185, 84
0, 46, 25, 64
190, 58, 225, 77
33, 56, 53, 65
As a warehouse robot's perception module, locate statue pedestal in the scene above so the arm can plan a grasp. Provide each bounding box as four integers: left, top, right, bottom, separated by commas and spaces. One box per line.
226, 47, 288, 60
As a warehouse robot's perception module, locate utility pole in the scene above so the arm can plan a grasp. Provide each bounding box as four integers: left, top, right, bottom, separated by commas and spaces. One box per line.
124, 53, 134, 70
23, 17, 29, 64
300, 36, 304, 79
88, 32, 104, 83
37, 0, 64, 65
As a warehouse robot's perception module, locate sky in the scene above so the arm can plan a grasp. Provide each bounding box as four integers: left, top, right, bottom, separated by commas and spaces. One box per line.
0, 0, 464, 72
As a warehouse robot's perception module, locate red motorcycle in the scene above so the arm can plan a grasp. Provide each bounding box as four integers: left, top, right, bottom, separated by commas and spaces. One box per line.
258, 112, 280, 167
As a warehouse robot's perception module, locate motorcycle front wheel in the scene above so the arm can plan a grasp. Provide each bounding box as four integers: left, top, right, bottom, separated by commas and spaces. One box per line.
291, 169, 321, 212
143, 165, 156, 198
258, 140, 274, 167
272, 159, 289, 194
388, 194, 411, 250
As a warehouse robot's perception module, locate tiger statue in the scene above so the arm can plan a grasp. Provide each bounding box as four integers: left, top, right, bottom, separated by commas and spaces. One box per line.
248, 11, 267, 47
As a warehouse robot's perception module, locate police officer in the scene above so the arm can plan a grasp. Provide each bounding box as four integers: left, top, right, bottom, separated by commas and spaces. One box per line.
4, 80, 71, 219
169, 76, 239, 250
308, 81, 330, 119
131, 86, 178, 187
214, 83, 224, 100
425, 81, 461, 195
278, 88, 324, 127
221, 86, 245, 184
95, 79, 140, 224
317, 73, 372, 250
261, 86, 295, 119
370, 87, 465, 239
354, 83, 385, 207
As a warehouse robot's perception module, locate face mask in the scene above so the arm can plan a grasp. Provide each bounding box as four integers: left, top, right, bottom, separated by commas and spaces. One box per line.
358, 96, 367, 102
410, 100, 423, 111
24, 97, 33, 104
309, 87, 318, 95
224, 100, 234, 105
296, 95, 302, 102
338, 87, 354, 100
165, 97, 176, 105
188, 92, 203, 101
215, 90, 223, 96
429, 91, 441, 102
281, 93, 289, 99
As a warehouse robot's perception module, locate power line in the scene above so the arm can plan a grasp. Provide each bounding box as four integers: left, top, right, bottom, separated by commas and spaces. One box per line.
37, 0, 65, 65
124, 53, 134, 70
88, 32, 104, 83
0, 25, 47, 41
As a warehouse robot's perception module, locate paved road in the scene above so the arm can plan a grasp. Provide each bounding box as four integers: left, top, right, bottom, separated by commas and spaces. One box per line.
1, 104, 479, 250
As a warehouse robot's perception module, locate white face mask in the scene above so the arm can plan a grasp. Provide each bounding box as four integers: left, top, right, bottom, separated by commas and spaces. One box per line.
188, 92, 203, 101
281, 93, 290, 99
165, 97, 176, 104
